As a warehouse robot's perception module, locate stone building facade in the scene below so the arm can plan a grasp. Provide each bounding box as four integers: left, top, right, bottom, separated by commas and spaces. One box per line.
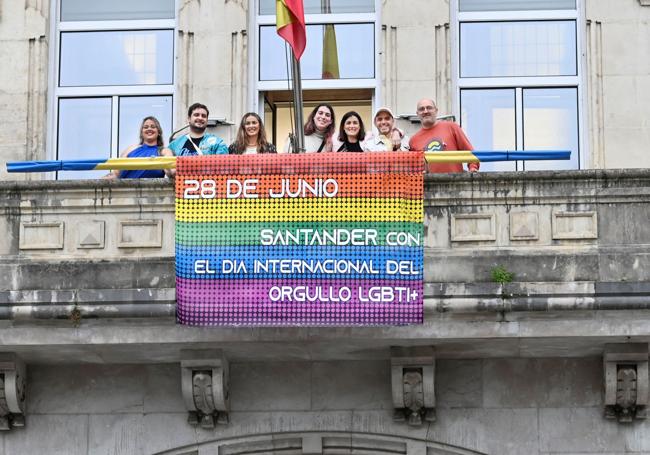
0, 1, 649, 454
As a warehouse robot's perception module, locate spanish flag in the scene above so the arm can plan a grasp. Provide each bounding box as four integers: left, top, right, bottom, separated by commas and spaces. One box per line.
322, 24, 340, 79
276, 0, 306, 60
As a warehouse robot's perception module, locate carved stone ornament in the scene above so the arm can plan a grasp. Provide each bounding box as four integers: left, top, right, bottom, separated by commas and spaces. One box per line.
604, 344, 649, 423
0, 353, 27, 431
391, 346, 436, 425
181, 350, 229, 429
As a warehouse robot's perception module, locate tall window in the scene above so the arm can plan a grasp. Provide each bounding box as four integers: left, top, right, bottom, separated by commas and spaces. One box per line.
253, 0, 380, 144
453, 0, 583, 171
50, 0, 176, 179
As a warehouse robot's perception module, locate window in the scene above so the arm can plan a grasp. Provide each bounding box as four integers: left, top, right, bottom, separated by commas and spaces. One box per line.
253, 0, 380, 143
49, 1, 176, 179
259, 23, 375, 81
453, 0, 583, 171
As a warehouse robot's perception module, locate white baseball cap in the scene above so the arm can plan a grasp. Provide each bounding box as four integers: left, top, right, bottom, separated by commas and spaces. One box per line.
374, 107, 395, 120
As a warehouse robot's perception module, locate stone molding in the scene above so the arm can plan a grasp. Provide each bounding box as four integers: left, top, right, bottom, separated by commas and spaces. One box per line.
181, 350, 230, 429
173, 432, 487, 455
640, 0, 650, 6
0, 354, 26, 430
604, 343, 649, 423
391, 346, 436, 425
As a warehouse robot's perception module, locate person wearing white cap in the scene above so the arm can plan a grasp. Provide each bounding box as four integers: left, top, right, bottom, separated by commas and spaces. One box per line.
364, 107, 410, 152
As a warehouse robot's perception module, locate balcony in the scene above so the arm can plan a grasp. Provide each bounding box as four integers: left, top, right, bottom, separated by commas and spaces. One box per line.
1, 170, 649, 363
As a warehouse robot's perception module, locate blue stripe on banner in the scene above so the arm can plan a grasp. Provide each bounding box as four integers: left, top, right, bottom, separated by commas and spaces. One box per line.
61, 159, 105, 170
472, 152, 509, 162
6, 159, 107, 173
506, 151, 571, 161
175, 245, 423, 280
7, 161, 64, 172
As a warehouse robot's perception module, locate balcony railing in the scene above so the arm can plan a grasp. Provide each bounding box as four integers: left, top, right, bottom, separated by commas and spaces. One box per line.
1, 169, 650, 321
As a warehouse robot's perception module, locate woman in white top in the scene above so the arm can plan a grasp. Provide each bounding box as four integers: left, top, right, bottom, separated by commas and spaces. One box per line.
284, 104, 336, 153
228, 112, 277, 155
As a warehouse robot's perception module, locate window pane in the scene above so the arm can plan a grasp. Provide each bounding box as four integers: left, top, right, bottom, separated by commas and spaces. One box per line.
523, 88, 579, 170
459, 0, 575, 12
57, 98, 112, 180
461, 89, 517, 172
260, 24, 374, 80
60, 30, 174, 87
460, 21, 577, 77
260, 0, 374, 14
61, 0, 175, 21
118, 96, 173, 151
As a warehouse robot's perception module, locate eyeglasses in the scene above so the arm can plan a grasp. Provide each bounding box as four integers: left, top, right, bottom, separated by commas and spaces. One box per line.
417, 105, 437, 113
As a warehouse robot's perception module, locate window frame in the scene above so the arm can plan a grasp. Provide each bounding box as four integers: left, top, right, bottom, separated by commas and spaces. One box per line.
46, 1, 178, 176
248, 0, 383, 114
450, 0, 588, 170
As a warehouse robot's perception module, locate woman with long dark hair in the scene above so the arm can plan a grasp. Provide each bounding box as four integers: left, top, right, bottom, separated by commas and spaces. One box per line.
333, 111, 368, 152
228, 112, 277, 155
284, 103, 336, 153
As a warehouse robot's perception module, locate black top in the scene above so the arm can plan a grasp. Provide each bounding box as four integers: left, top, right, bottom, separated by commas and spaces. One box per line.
337, 140, 363, 152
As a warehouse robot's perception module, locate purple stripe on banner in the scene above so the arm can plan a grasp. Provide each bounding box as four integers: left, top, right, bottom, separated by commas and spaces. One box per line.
176, 278, 423, 326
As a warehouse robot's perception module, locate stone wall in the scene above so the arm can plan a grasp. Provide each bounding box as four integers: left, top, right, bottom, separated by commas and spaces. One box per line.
585, 0, 650, 169
2, 0, 650, 178
0, 359, 646, 454
0, 0, 49, 180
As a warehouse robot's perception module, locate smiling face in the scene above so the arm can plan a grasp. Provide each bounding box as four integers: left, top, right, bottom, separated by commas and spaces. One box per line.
244, 115, 260, 140
416, 99, 438, 128
188, 107, 208, 133
313, 106, 333, 132
140, 119, 160, 145
344, 115, 361, 140
374, 112, 394, 135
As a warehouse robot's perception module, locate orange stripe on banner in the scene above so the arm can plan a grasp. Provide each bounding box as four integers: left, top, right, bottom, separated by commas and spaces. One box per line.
176, 151, 425, 176
175, 173, 424, 200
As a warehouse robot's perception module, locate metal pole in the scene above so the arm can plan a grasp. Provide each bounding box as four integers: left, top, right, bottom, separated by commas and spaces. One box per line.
290, 49, 305, 153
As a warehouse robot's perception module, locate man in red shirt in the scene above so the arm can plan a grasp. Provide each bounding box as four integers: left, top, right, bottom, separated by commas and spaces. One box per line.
409, 98, 479, 173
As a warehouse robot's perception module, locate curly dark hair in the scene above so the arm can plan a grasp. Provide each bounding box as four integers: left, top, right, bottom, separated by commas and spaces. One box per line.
304, 104, 335, 139
187, 102, 209, 118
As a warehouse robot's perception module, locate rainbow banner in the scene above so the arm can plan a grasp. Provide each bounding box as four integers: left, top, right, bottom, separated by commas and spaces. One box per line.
175, 152, 424, 326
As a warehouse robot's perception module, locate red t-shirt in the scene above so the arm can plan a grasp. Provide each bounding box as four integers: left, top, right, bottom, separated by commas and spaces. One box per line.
409, 121, 479, 173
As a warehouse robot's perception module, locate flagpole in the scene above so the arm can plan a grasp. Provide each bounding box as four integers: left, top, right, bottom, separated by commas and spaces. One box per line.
290, 49, 305, 153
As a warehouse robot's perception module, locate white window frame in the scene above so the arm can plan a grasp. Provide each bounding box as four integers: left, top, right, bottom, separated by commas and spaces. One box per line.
46, 1, 178, 172
248, 0, 382, 114
450, 0, 588, 169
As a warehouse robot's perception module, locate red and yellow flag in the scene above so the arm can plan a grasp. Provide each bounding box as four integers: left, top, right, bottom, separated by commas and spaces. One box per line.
276, 0, 306, 60
322, 24, 339, 79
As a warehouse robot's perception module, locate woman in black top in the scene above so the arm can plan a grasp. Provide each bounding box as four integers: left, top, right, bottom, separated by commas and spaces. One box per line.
334, 111, 368, 152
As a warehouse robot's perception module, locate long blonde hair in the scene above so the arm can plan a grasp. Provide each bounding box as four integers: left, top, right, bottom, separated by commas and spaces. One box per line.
231, 112, 273, 154
139, 116, 164, 147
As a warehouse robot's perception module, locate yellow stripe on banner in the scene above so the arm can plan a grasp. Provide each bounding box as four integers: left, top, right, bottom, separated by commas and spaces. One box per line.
175, 198, 423, 223
93, 157, 177, 170
424, 151, 480, 163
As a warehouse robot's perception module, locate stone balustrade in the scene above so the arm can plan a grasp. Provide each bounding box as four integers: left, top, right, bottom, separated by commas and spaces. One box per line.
0, 170, 648, 362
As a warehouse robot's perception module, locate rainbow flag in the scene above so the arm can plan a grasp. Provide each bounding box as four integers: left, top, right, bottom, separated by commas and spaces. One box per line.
174, 152, 424, 326
276, 0, 306, 60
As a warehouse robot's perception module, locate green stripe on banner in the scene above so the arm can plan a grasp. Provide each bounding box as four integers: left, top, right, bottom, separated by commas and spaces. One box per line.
175, 221, 424, 247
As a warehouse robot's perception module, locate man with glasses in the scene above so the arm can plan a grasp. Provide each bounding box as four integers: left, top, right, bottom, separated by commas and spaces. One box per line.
409, 98, 479, 173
